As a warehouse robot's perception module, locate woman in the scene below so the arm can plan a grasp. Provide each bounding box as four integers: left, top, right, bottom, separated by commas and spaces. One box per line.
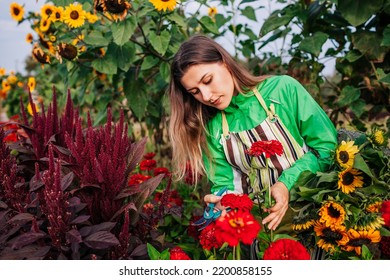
168, 35, 337, 235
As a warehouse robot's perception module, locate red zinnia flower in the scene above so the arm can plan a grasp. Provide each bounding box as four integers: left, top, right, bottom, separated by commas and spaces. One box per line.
140, 159, 157, 171
153, 167, 171, 178
143, 152, 156, 159
199, 223, 224, 250
215, 210, 261, 247
221, 193, 253, 212
128, 173, 151, 186
170, 246, 191, 260
381, 200, 390, 227
263, 238, 310, 260
245, 140, 284, 158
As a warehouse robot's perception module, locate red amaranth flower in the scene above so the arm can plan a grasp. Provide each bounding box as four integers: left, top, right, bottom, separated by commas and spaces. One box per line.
381, 200, 390, 227
188, 215, 202, 241
153, 190, 183, 207
263, 238, 310, 260
199, 223, 224, 250
215, 210, 261, 247
140, 159, 157, 171
245, 140, 284, 158
170, 246, 191, 260
128, 173, 151, 186
221, 193, 253, 212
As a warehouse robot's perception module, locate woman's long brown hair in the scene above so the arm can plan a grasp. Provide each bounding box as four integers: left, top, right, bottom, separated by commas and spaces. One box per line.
168, 35, 268, 185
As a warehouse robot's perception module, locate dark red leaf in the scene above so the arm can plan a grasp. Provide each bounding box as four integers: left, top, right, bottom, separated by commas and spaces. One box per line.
10, 232, 46, 250
83, 231, 120, 249
66, 228, 82, 244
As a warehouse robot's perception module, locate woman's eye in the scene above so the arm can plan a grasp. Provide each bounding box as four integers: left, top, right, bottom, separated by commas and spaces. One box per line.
189, 89, 199, 95
204, 78, 212, 85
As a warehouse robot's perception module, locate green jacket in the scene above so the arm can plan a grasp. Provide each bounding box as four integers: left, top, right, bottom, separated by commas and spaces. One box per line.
204, 75, 337, 194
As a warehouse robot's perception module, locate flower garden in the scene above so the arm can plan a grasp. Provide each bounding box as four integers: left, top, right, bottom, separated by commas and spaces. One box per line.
1, 0, 390, 260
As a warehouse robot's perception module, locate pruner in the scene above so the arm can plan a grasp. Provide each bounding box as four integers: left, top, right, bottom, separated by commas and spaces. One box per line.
192, 187, 229, 230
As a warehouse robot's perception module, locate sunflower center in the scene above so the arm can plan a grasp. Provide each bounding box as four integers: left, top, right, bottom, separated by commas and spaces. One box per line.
70, 10, 80, 20
106, 0, 127, 13
327, 205, 341, 219
323, 228, 343, 242
55, 12, 61, 19
45, 9, 53, 17
339, 151, 350, 163
13, 8, 21, 15
348, 238, 371, 247
374, 132, 384, 145
342, 172, 354, 185
229, 217, 245, 228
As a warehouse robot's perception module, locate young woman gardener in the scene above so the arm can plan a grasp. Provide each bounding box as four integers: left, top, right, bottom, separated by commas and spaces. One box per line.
168, 35, 337, 235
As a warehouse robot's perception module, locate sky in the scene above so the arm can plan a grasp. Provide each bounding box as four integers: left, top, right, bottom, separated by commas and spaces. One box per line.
0, 0, 40, 74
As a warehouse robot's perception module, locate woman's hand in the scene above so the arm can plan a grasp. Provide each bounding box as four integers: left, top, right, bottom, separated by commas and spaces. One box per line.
203, 194, 228, 215
261, 182, 289, 230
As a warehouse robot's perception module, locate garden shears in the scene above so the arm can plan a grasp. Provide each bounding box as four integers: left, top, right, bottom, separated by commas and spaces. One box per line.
192, 187, 230, 230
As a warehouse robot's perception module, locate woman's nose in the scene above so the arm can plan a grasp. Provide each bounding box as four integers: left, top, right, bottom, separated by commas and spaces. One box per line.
201, 88, 212, 101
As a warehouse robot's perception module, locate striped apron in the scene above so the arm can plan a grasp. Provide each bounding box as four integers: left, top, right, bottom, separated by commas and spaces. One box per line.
220, 87, 323, 259
220, 87, 308, 195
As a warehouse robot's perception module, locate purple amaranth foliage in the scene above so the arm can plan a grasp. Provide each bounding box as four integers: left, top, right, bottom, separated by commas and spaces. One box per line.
41, 145, 71, 249
19, 88, 77, 160
65, 108, 132, 222
0, 129, 27, 212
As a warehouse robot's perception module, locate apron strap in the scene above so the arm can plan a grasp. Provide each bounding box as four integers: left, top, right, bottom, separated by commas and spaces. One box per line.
253, 87, 277, 122
221, 111, 230, 139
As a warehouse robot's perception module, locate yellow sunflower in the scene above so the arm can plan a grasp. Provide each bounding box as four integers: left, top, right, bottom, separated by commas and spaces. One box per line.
0, 68, 6, 76
292, 215, 315, 231
63, 3, 86, 28
343, 228, 381, 255
318, 201, 346, 228
208, 7, 218, 17
337, 168, 364, 194
86, 12, 99, 24
366, 201, 382, 213
28, 77, 36, 92
57, 43, 78, 60
27, 102, 41, 116
2, 80, 11, 92
149, 0, 177, 12
10, 2, 24, 22
49, 35, 57, 43
50, 6, 64, 22
336, 140, 359, 169
370, 128, 388, 147
26, 33, 33, 44
313, 221, 349, 253
39, 18, 52, 33
7, 74, 18, 85
32, 46, 51, 65
41, 4, 55, 19
17, 81, 24, 88
101, 0, 132, 20
354, 214, 385, 231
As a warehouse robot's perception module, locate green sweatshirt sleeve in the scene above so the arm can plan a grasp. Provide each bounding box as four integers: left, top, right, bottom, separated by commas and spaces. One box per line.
275, 76, 337, 190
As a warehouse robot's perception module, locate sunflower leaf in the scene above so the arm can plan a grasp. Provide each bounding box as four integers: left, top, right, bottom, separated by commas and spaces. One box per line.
353, 154, 374, 177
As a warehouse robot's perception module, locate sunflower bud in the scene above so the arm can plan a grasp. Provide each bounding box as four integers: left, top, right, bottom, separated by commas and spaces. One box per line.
101, 0, 131, 20
58, 43, 78, 60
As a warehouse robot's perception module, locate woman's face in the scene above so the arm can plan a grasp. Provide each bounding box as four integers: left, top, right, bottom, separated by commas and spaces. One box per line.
180, 62, 235, 110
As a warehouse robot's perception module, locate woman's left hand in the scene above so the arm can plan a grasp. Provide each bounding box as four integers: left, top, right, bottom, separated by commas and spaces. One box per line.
261, 182, 289, 230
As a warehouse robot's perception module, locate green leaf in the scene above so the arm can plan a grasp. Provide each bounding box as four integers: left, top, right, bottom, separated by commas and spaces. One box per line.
337, 0, 384, 27
353, 31, 388, 62
147, 243, 161, 260
298, 32, 329, 57
350, 99, 366, 118
316, 171, 338, 185
345, 50, 363, 62
259, 5, 297, 36
337, 86, 360, 107
141, 56, 159, 71
160, 249, 171, 260
84, 30, 110, 47
361, 245, 373, 260
159, 62, 170, 82
241, 6, 257, 21
379, 72, 390, 84
198, 16, 220, 35
91, 56, 117, 75
382, 25, 390, 46
123, 72, 148, 120
148, 30, 171, 56
166, 13, 187, 28
112, 42, 135, 72
353, 153, 374, 177
111, 17, 137, 46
